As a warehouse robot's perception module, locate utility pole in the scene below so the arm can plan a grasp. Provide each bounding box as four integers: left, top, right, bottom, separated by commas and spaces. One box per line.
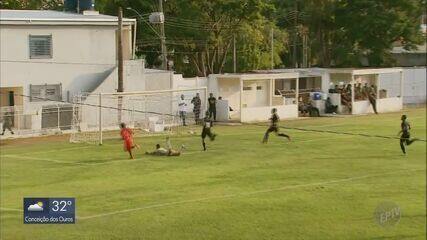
118, 7, 124, 93
233, 34, 237, 73
117, 7, 124, 122
159, 0, 168, 70
302, 30, 308, 68
293, 1, 298, 68
271, 28, 274, 70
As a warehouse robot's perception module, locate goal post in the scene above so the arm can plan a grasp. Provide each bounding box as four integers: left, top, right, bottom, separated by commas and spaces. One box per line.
70, 87, 208, 144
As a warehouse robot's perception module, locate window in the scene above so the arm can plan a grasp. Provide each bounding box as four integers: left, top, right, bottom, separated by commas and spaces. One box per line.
30, 84, 62, 102
256, 86, 263, 90
29, 35, 52, 59
243, 86, 252, 91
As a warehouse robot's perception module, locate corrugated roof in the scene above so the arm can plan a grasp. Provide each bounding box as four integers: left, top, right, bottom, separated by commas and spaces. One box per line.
0, 9, 135, 23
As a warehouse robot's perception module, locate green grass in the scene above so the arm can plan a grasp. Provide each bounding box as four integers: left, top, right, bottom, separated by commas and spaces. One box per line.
1, 108, 426, 240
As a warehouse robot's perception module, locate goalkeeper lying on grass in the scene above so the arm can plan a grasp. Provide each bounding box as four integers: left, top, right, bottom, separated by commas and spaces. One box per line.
145, 137, 184, 157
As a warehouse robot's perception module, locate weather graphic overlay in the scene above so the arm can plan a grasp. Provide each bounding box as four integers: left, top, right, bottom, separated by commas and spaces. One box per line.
23, 198, 75, 224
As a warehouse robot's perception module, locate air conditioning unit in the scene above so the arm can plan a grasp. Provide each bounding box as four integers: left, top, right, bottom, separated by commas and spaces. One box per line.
149, 12, 165, 24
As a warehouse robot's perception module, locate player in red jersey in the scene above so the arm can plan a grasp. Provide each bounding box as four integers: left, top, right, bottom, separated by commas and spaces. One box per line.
120, 123, 139, 159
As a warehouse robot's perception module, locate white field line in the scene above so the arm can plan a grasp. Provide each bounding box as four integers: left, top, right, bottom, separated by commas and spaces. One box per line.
1, 154, 146, 166
2, 154, 93, 165
0, 145, 92, 158
77, 168, 424, 220
20, 146, 92, 156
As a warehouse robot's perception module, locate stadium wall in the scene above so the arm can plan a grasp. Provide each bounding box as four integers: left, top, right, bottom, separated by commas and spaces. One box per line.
378, 67, 426, 104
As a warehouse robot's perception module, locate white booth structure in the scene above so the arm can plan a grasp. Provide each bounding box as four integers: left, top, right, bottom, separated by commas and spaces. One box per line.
326, 68, 404, 115
257, 68, 404, 115
208, 73, 300, 122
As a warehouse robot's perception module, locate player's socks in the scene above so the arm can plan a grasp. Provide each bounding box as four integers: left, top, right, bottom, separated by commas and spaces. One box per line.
400, 143, 406, 154
278, 133, 291, 141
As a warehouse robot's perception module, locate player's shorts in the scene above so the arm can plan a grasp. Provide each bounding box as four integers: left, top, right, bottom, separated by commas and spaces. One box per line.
267, 126, 279, 133
400, 132, 410, 141
123, 137, 133, 151
202, 127, 212, 139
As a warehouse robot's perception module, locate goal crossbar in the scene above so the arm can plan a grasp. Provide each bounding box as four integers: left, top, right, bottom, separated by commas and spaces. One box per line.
71, 87, 208, 145
99, 87, 207, 96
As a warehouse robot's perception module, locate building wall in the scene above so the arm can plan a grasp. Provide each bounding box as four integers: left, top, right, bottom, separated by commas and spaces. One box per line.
379, 67, 426, 104
242, 80, 270, 108
172, 74, 207, 89
402, 67, 426, 104
0, 24, 135, 115
1, 24, 132, 64
216, 77, 241, 113
144, 70, 172, 91
241, 105, 298, 122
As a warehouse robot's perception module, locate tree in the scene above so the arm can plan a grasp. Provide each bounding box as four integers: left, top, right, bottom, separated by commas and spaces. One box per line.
334, 0, 425, 66
274, 0, 425, 67
163, 0, 286, 76
0, 0, 63, 10
99, 0, 286, 76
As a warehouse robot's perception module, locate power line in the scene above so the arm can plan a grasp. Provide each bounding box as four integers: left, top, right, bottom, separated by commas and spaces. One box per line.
136, 49, 253, 54
0, 93, 199, 119
166, 16, 220, 25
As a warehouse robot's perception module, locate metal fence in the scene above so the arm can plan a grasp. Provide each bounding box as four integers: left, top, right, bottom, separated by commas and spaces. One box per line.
0, 104, 73, 137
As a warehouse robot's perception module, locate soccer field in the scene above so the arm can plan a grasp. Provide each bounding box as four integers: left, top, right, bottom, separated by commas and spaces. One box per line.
0, 108, 426, 240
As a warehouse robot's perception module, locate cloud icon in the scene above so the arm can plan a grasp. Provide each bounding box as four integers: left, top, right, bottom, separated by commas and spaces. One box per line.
27, 202, 44, 212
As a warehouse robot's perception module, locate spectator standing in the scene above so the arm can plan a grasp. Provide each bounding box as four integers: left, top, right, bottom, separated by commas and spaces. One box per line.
178, 94, 187, 126
191, 93, 202, 124
208, 93, 217, 121
1, 111, 14, 135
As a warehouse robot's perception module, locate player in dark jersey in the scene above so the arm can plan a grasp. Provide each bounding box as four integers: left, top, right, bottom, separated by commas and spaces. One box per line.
201, 111, 216, 151
398, 115, 418, 154
262, 108, 291, 143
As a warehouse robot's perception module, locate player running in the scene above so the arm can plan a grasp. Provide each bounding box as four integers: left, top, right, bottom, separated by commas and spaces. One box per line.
398, 115, 418, 154
201, 111, 216, 151
262, 108, 291, 143
119, 123, 139, 159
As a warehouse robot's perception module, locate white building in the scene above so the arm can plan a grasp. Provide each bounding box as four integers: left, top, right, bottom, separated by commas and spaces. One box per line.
208, 73, 300, 122
0, 10, 175, 134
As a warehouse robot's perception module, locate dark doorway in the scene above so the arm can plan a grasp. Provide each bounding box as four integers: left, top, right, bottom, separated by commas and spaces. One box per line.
8, 91, 14, 106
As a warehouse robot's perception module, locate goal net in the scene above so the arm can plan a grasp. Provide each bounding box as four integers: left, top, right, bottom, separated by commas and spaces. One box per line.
69, 87, 207, 144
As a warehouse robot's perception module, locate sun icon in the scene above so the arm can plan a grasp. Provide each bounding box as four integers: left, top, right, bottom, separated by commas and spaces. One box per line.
37, 201, 43, 207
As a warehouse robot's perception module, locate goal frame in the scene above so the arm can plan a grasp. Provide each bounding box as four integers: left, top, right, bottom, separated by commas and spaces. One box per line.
96, 87, 208, 145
